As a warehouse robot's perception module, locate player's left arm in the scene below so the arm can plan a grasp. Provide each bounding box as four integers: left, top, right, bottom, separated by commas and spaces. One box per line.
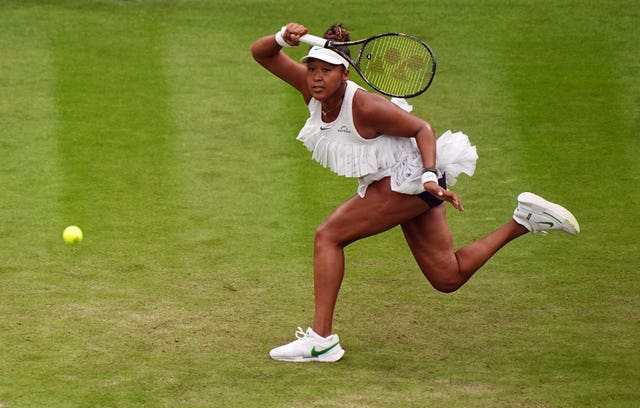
353, 91, 463, 211
354, 91, 435, 163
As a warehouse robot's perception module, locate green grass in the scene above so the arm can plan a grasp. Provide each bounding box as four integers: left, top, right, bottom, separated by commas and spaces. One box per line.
1, 0, 638, 407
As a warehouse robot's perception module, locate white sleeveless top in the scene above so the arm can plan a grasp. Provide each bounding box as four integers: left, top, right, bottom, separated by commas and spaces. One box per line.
296, 81, 425, 197
296, 81, 479, 197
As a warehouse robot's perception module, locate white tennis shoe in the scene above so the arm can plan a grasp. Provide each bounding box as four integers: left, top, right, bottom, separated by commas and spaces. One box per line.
269, 327, 345, 362
513, 192, 580, 235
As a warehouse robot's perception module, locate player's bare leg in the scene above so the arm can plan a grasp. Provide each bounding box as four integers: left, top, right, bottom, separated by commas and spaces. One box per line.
311, 179, 427, 336
401, 205, 527, 292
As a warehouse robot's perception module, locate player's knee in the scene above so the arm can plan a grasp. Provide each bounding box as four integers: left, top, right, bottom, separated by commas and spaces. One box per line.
431, 280, 461, 293
422, 267, 464, 293
314, 223, 342, 248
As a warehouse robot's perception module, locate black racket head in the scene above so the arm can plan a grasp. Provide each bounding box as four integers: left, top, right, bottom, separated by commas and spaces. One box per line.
352, 33, 437, 98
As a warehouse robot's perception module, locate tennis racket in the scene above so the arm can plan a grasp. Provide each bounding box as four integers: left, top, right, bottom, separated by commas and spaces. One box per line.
299, 32, 436, 98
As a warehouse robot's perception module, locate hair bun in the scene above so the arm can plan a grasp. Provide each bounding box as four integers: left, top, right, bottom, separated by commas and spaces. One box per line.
323, 23, 350, 42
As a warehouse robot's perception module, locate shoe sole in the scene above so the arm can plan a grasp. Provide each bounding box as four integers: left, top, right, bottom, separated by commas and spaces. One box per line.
518, 192, 580, 235
270, 348, 345, 363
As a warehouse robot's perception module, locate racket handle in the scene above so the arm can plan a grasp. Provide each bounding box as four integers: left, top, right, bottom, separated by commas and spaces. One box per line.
299, 34, 329, 48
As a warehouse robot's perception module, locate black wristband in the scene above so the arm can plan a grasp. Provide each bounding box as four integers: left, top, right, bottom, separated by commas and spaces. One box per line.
422, 167, 438, 175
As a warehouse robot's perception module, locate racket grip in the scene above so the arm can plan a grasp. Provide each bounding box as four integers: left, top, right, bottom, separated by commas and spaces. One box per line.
299, 34, 329, 48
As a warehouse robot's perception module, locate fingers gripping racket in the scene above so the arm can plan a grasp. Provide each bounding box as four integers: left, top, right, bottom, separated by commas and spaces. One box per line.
300, 32, 436, 98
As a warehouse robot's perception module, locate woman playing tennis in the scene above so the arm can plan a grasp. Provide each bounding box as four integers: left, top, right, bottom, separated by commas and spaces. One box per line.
251, 22, 580, 362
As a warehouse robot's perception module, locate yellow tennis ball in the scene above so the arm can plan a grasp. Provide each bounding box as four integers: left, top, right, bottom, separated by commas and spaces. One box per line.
63, 225, 83, 245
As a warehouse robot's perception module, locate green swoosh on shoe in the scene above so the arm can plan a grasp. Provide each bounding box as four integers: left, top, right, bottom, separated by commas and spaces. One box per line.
310, 342, 340, 357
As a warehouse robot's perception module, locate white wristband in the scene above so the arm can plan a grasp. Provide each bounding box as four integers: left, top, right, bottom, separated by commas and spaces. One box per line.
275, 26, 292, 48
421, 171, 438, 185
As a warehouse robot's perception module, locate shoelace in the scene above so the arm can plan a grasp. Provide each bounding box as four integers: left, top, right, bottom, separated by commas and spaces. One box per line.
294, 326, 307, 339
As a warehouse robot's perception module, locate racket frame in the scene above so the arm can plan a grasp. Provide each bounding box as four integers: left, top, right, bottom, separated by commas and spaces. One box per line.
300, 32, 436, 98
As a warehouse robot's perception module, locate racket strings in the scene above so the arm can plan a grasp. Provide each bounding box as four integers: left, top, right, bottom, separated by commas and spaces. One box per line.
357, 35, 434, 97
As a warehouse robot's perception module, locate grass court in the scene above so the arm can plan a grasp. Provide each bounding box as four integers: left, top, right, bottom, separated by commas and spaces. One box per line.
1, 0, 638, 406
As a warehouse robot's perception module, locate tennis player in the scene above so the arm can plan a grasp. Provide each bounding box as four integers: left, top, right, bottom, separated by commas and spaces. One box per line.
251, 22, 580, 362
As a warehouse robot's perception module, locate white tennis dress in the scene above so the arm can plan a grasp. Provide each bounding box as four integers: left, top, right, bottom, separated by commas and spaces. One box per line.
296, 81, 478, 197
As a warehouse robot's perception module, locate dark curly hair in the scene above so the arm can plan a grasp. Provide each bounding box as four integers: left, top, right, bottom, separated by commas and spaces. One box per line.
323, 23, 351, 59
